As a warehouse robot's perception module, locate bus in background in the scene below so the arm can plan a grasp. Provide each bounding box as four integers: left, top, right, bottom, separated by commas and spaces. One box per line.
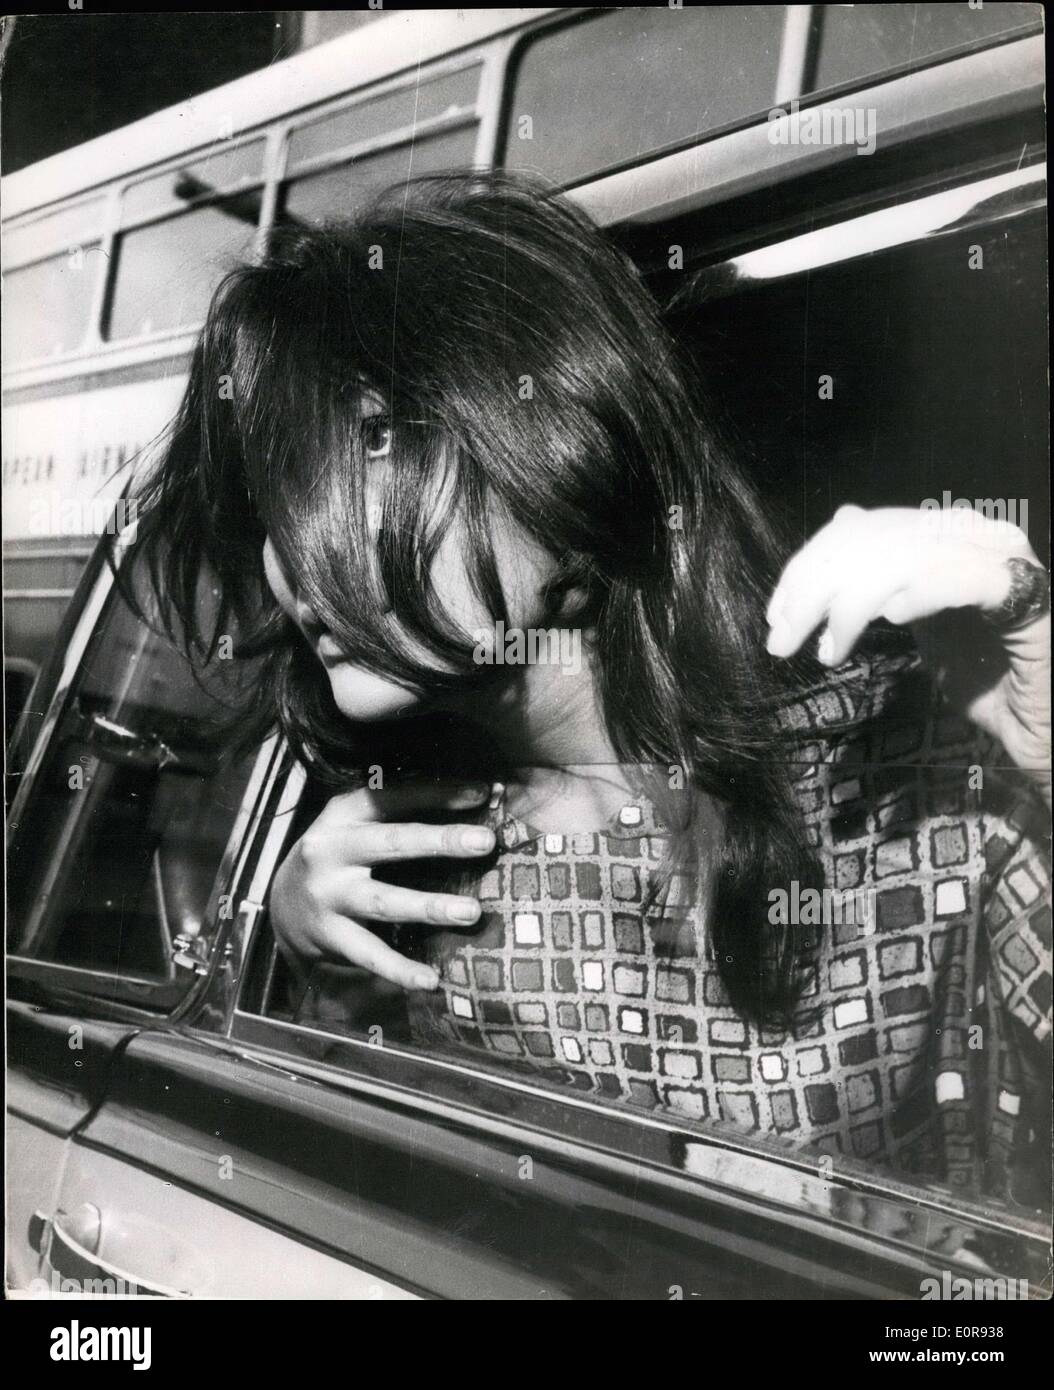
2, 3, 1043, 741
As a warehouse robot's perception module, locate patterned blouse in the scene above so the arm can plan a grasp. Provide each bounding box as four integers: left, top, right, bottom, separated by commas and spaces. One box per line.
302, 632, 1052, 1205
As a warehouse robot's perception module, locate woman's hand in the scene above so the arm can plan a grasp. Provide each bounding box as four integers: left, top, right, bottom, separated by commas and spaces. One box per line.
765, 505, 1051, 789
269, 780, 495, 990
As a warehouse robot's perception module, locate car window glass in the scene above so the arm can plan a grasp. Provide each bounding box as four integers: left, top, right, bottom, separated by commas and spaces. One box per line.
7, 550, 262, 1008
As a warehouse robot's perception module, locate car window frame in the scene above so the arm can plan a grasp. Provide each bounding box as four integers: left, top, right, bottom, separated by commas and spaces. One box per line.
5, 527, 290, 1024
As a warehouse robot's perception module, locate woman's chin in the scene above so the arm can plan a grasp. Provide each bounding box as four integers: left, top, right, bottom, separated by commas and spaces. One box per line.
326, 665, 423, 721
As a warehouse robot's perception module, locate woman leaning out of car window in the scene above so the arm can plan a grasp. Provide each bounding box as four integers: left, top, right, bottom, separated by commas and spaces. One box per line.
127, 172, 1051, 1204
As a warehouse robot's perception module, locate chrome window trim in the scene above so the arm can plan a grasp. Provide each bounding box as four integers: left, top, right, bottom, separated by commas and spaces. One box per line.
5, 545, 117, 830
6, 957, 186, 1010
696, 162, 1046, 295
191, 754, 307, 1029
168, 733, 292, 1027
7, 733, 286, 1025
219, 1011, 1051, 1290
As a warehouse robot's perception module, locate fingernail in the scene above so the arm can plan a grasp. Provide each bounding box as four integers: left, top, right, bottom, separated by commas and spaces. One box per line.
766, 626, 794, 658
411, 970, 439, 991
455, 783, 488, 802
449, 899, 480, 923
817, 629, 834, 665
461, 827, 494, 852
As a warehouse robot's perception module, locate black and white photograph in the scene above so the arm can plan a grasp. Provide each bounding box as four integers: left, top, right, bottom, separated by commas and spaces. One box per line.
2, 4, 1051, 1325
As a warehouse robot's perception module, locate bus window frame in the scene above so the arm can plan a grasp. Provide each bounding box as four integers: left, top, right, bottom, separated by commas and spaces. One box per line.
5, 15, 1041, 384
1, 192, 107, 269
280, 54, 484, 183
118, 133, 269, 230
497, 5, 1044, 193
1, 41, 503, 375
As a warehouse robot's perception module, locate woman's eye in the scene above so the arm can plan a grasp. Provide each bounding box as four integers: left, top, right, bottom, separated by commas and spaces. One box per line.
360, 415, 391, 459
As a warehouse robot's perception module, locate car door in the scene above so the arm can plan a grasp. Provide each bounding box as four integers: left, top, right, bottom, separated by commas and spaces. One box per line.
25, 648, 1048, 1300
43, 752, 1048, 1301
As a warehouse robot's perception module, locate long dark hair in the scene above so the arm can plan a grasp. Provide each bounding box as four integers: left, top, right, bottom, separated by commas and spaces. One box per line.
127, 171, 823, 1023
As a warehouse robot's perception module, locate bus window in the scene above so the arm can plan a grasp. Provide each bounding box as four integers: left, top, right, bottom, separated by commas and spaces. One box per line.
504, 6, 786, 188
811, 2, 1040, 94
121, 138, 266, 224
2, 196, 106, 270
286, 65, 480, 174
279, 125, 478, 226
2, 246, 102, 367
104, 199, 258, 341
